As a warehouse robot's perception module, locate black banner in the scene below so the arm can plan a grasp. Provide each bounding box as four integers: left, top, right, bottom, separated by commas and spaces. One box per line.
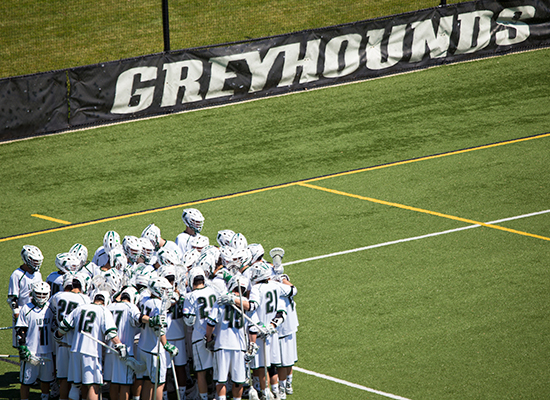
2, 0, 550, 140
0, 71, 69, 141
68, 0, 550, 129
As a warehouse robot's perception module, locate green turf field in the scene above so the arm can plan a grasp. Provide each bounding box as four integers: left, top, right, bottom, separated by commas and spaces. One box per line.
0, 48, 549, 399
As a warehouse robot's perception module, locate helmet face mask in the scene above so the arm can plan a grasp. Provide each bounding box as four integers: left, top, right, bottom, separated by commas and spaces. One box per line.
148, 276, 173, 299
139, 237, 155, 264
123, 236, 142, 264
182, 208, 205, 234
31, 281, 51, 307
21, 245, 44, 272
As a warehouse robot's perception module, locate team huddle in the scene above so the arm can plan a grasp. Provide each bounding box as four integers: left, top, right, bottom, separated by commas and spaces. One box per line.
7, 208, 298, 400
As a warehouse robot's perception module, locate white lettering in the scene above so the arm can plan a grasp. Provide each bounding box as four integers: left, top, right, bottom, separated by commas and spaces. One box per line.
410, 16, 454, 62
455, 10, 493, 54
496, 6, 535, 46
366, 25, 407, 70
205, 54, 244, 99
161, 60, 203, 107
323, 34, 362, 78
111, 67, 157, 114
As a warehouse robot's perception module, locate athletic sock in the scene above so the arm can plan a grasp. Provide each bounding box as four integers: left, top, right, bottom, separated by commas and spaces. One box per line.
218, 396, 227, 400
287, 373, 293, 385
253, 376, 261, 391
200, 393, 208, 400
178, 387, 186, 400
271, 384, 278, 396
41, 394, 49, 400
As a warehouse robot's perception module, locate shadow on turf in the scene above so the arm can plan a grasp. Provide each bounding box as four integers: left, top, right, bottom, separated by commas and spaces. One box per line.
0, 371, 22, 400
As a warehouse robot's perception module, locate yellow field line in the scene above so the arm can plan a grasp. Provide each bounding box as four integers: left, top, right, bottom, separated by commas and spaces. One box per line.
297, 182, 550, 242
31, 214, 72, 225
2, 133, 549, 243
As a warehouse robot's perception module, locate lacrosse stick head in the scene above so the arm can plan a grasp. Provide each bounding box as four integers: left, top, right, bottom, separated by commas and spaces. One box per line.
269, 247, 285, 274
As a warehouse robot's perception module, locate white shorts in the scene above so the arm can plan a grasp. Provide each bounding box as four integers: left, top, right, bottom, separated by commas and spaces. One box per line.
20, 354, 55, 385
270, 333, 281, 366
68, 354, 103, 385
136, 347, 167, 384
56, 346, 71, 379
279, 333, 297, 367
213, 349, 246, 384
192, 339, 213, 371
104, 352, 134, 385
163, 338, 187, 367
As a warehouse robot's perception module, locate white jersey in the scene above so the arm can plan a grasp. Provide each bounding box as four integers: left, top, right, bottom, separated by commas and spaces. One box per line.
46, 271, 64, 296
15, 301, 54, 355
166, 297, 185, 341
175, 232, 196, 255
107, 301, 141, 356
249, 280, 294, 326
8, 267, 43, 309
137, 296, 165, 353
278, 286, 299, 337
62, 303, 118, 358
207, 302, 246, 351
80, 261, 100, 279
158, 240, 182, 263
50, 290, 91, 347
183, 286, 218, 342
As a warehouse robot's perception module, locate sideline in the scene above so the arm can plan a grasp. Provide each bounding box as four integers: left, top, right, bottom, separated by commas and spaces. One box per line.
294, 366, 412, 400
283, 209, 550, 266
1, 132, 548, 243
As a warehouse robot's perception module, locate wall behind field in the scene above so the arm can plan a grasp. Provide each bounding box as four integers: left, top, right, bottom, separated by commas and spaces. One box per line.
1, 0, 549, 142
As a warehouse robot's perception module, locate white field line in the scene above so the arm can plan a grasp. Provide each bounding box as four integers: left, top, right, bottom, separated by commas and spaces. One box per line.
283, 209, 550, 266
289, 209, 550, 400
294, 366, 412, 400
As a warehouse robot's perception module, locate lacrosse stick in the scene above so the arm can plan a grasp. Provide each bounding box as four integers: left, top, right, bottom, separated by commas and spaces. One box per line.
80, 331, 146, 373
269, 247, 285, 274
0, 326, 13, 331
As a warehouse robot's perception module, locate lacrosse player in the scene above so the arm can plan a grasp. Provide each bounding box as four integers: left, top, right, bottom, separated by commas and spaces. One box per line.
105, 287, 142, 400
55, 290, 126, 400
92, 230, 122, 268
50, 272, 91, 400
47, 252, 81, 296
205, 275, 254, 400
8, 245, 44, 348
15, 281, 55, 400
159, 265, 188, 400
183, 267, 218, 400
176, 208, 205, 254
136, 276, 179, 400
248, 261, 296, 399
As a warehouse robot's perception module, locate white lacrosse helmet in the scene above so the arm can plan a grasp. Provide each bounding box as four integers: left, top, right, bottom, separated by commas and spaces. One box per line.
220, 246, 238, 269
235, 248, 252, 270
195, 252, 218, 277
158, 248, 182, 267
139, 237, 155, 264
182, 208, 205, 233
31, 281, 51, 307
63, 272, 76, 289
134, 273, 151, 292
158, 264, 178, 284
191, 234, 209, 249
230, 233, 248, 250
69, 243, 88, 267
187, 267, 206, 290
182, 249, 201, 270
141, 223, 162, 250
123, 235, 142, 263
93, 290, 111, 306
148, 276, 173, 299
227, 274, 250, 294
109, 247, 128, 271
72, 272, 91, 294
120, 286, 139, 305
21, 245, 44, 272
247, 243, 265, 264
216, 229, 236, 247
201, 245, 220, 261
103, 231, 121, 254
249, 261, 272, 284
55, 252, 81, 273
